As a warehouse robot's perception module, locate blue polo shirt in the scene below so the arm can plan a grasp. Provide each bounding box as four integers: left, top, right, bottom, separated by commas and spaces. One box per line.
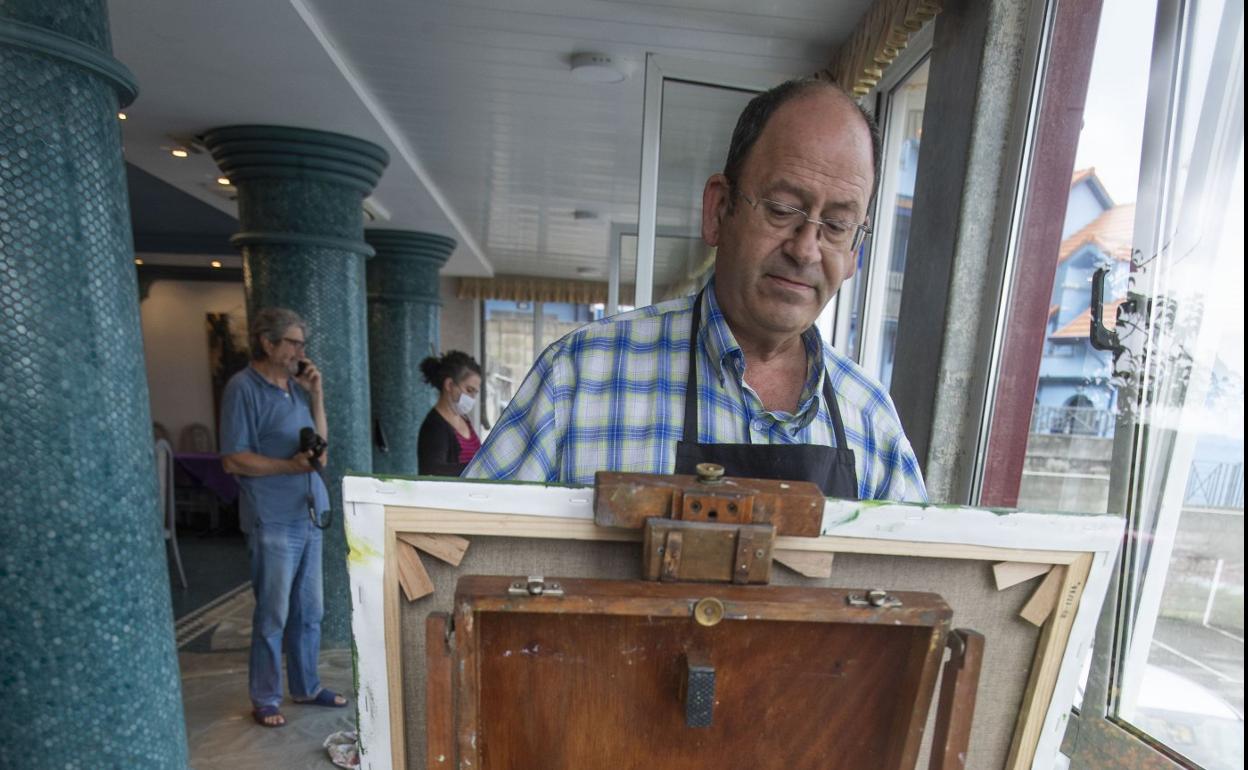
219, 365, 330, 530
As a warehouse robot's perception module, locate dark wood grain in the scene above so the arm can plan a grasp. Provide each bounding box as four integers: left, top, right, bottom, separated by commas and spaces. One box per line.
449, 576, 954, 770
642, 520, 774, 584
931, 629, 986, 770
594, 471, 825, 536
424, 613, 454, 769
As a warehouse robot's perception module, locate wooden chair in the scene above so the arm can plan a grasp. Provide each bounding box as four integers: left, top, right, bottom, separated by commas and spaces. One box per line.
155, 439, 188, 589
153, 421, 171, 445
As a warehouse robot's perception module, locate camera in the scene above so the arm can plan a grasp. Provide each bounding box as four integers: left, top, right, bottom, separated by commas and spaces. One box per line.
299, 427, 327, 463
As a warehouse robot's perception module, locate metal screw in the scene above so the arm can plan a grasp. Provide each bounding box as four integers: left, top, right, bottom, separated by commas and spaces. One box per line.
754, 549, 764, 558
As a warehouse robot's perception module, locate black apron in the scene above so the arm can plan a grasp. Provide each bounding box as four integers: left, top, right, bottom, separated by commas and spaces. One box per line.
673, 289, 859, 499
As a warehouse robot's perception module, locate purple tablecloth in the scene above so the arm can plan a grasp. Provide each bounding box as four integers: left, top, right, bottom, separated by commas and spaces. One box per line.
174, 452, 239, 504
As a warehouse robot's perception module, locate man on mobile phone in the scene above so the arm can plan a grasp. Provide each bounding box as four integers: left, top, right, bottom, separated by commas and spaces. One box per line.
219, 307, 346, 728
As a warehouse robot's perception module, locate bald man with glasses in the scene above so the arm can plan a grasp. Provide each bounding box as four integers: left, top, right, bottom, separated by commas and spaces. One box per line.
466, 79, 926, 503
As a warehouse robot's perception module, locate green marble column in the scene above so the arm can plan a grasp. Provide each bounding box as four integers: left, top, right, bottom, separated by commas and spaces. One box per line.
366, 230, 456, 474
202, 126, 388, 646
0, 3, 189, 767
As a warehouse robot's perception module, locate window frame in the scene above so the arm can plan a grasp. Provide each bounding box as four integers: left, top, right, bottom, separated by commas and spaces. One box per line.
847, 22, 934, 380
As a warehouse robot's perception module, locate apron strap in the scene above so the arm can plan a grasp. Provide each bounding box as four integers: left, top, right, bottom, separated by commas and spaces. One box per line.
683, 287, 852, 451
682, 288, 706, 444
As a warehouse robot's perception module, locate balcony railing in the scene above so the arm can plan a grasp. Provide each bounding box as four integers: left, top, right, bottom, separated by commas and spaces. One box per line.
1031, 404, 1115, 437
1184, 461, 1245, 510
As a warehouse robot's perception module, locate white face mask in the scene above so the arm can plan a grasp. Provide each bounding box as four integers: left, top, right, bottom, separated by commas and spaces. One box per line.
454, 391, 476, 416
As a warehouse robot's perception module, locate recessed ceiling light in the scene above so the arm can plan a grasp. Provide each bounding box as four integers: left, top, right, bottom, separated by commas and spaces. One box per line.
171, 148, 189, 158
216, 177, 231, 186
117, 112, 127, 120
210, 260, 222, 269
133, 257, 143, 265
570, 53, 627, 84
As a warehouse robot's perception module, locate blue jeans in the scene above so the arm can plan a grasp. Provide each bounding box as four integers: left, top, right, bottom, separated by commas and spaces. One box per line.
248, 517, 323, 709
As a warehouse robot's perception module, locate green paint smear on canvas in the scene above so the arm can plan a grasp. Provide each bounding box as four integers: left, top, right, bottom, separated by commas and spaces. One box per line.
346, 530, 382, 566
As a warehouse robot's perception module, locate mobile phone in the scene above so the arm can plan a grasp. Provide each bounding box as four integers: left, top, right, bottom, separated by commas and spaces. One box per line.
296, 360, 308, 377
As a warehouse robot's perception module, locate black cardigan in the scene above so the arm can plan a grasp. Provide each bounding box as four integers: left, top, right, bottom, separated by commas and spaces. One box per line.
418, 409, 475, 476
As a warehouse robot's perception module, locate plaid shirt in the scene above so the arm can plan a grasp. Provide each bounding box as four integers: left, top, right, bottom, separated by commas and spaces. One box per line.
465, 283, 927, 502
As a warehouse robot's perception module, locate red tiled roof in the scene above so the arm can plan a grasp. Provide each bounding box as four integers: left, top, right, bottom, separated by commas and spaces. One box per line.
1051, 298, 1127, 339
1058, 203, 1136, 265
1071, 167, 1096, 186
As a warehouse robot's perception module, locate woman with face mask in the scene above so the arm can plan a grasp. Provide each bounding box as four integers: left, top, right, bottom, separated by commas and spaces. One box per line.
417, 351, 483, 476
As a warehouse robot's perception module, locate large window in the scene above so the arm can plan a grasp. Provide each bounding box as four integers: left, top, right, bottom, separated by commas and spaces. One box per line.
481, 300, 599, 429
980, 0, 1244, 766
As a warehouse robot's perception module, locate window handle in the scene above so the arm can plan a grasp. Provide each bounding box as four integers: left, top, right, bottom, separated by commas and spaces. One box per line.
1090, 268, 1124, 354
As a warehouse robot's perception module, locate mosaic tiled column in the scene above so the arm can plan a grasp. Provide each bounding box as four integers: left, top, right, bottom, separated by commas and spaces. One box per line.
0, 4, 190, 767
203, 126, 388, 646
366, 230, 456, 474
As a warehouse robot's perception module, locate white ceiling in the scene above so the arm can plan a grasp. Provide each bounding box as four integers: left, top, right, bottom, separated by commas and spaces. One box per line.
109, 0, 871, 280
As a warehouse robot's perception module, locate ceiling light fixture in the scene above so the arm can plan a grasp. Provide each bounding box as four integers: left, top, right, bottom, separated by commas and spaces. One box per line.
171, 148, 189, 158
216, 177, 231, 186
210, 260, 222, 269
117, 112, 127, 120
570, 53, 627, 84
133, 257, 143, 265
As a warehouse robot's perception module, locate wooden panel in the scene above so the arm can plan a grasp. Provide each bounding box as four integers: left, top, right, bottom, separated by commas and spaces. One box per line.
1019, 566, 1063, 626
994, 561, 1051, 591
594, 471, 824, 536
397, 541, 435, 601
931, 629, 986, 770
774, 549, 836, 577
387, 522, 1085, 769
456, 577, 951, 770
1006, 554, 1093, 769
385, 505, 1086, 565
425, 613, 453, 769
399, 532, 469, 567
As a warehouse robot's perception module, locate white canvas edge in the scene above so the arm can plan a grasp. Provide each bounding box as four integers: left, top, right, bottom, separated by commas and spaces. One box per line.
343, 475, 1127, 770
344, 499, 392, 770
343, 475, 1124, 553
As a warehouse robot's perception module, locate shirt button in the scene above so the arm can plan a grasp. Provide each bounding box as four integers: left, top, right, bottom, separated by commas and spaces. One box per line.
752, 418, 767, 430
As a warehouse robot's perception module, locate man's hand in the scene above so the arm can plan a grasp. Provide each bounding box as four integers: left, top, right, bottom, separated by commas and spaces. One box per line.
295, 358, 323, 399
288, 449, 316, 473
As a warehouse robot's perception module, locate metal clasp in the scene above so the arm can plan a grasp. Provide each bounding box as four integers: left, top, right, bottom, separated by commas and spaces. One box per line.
847, 589, 902, 608
508, 576, 564, 597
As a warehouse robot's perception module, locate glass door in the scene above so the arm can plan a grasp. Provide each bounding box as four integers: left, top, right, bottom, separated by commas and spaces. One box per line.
630, 55, 789, 310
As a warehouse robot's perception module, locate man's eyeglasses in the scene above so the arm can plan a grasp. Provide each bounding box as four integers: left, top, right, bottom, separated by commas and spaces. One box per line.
281, 337, 307, 350
735, 190, 871, 254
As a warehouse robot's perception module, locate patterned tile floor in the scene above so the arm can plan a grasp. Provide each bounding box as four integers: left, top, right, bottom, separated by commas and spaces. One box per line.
172, 532, 355, 769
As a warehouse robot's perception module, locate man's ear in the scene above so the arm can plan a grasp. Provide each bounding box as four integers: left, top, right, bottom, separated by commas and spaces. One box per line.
701, 173, 732, 247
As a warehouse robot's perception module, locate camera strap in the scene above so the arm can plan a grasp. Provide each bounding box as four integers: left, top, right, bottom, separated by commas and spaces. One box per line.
306, 458, 332, 530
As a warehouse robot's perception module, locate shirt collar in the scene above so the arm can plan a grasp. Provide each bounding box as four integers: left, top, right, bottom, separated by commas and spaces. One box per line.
698, 280, 828, 421
246, 363, 291, 394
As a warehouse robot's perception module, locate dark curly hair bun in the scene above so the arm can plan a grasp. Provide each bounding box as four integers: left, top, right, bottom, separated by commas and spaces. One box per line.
420, 350, 482, 392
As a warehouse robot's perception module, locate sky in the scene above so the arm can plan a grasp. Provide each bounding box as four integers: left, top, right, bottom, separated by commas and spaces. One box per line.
1074, 0, 1245, 391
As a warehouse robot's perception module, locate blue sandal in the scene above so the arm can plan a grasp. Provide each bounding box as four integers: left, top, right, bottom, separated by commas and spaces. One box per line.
252, 705, 286, 727
294, 688, 348, 708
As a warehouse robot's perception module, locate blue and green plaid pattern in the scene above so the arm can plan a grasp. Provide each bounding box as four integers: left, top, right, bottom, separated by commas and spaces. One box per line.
465, 282, 927, 502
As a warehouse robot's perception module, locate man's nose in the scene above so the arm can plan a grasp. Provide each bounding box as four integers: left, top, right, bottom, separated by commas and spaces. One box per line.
784, 219, 824, 265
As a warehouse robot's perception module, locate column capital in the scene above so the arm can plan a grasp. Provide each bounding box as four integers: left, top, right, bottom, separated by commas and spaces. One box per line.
0, 17, 138, 106
366, 229, 456, 268
366, 229, 455, 304
202, 125, 389, 195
